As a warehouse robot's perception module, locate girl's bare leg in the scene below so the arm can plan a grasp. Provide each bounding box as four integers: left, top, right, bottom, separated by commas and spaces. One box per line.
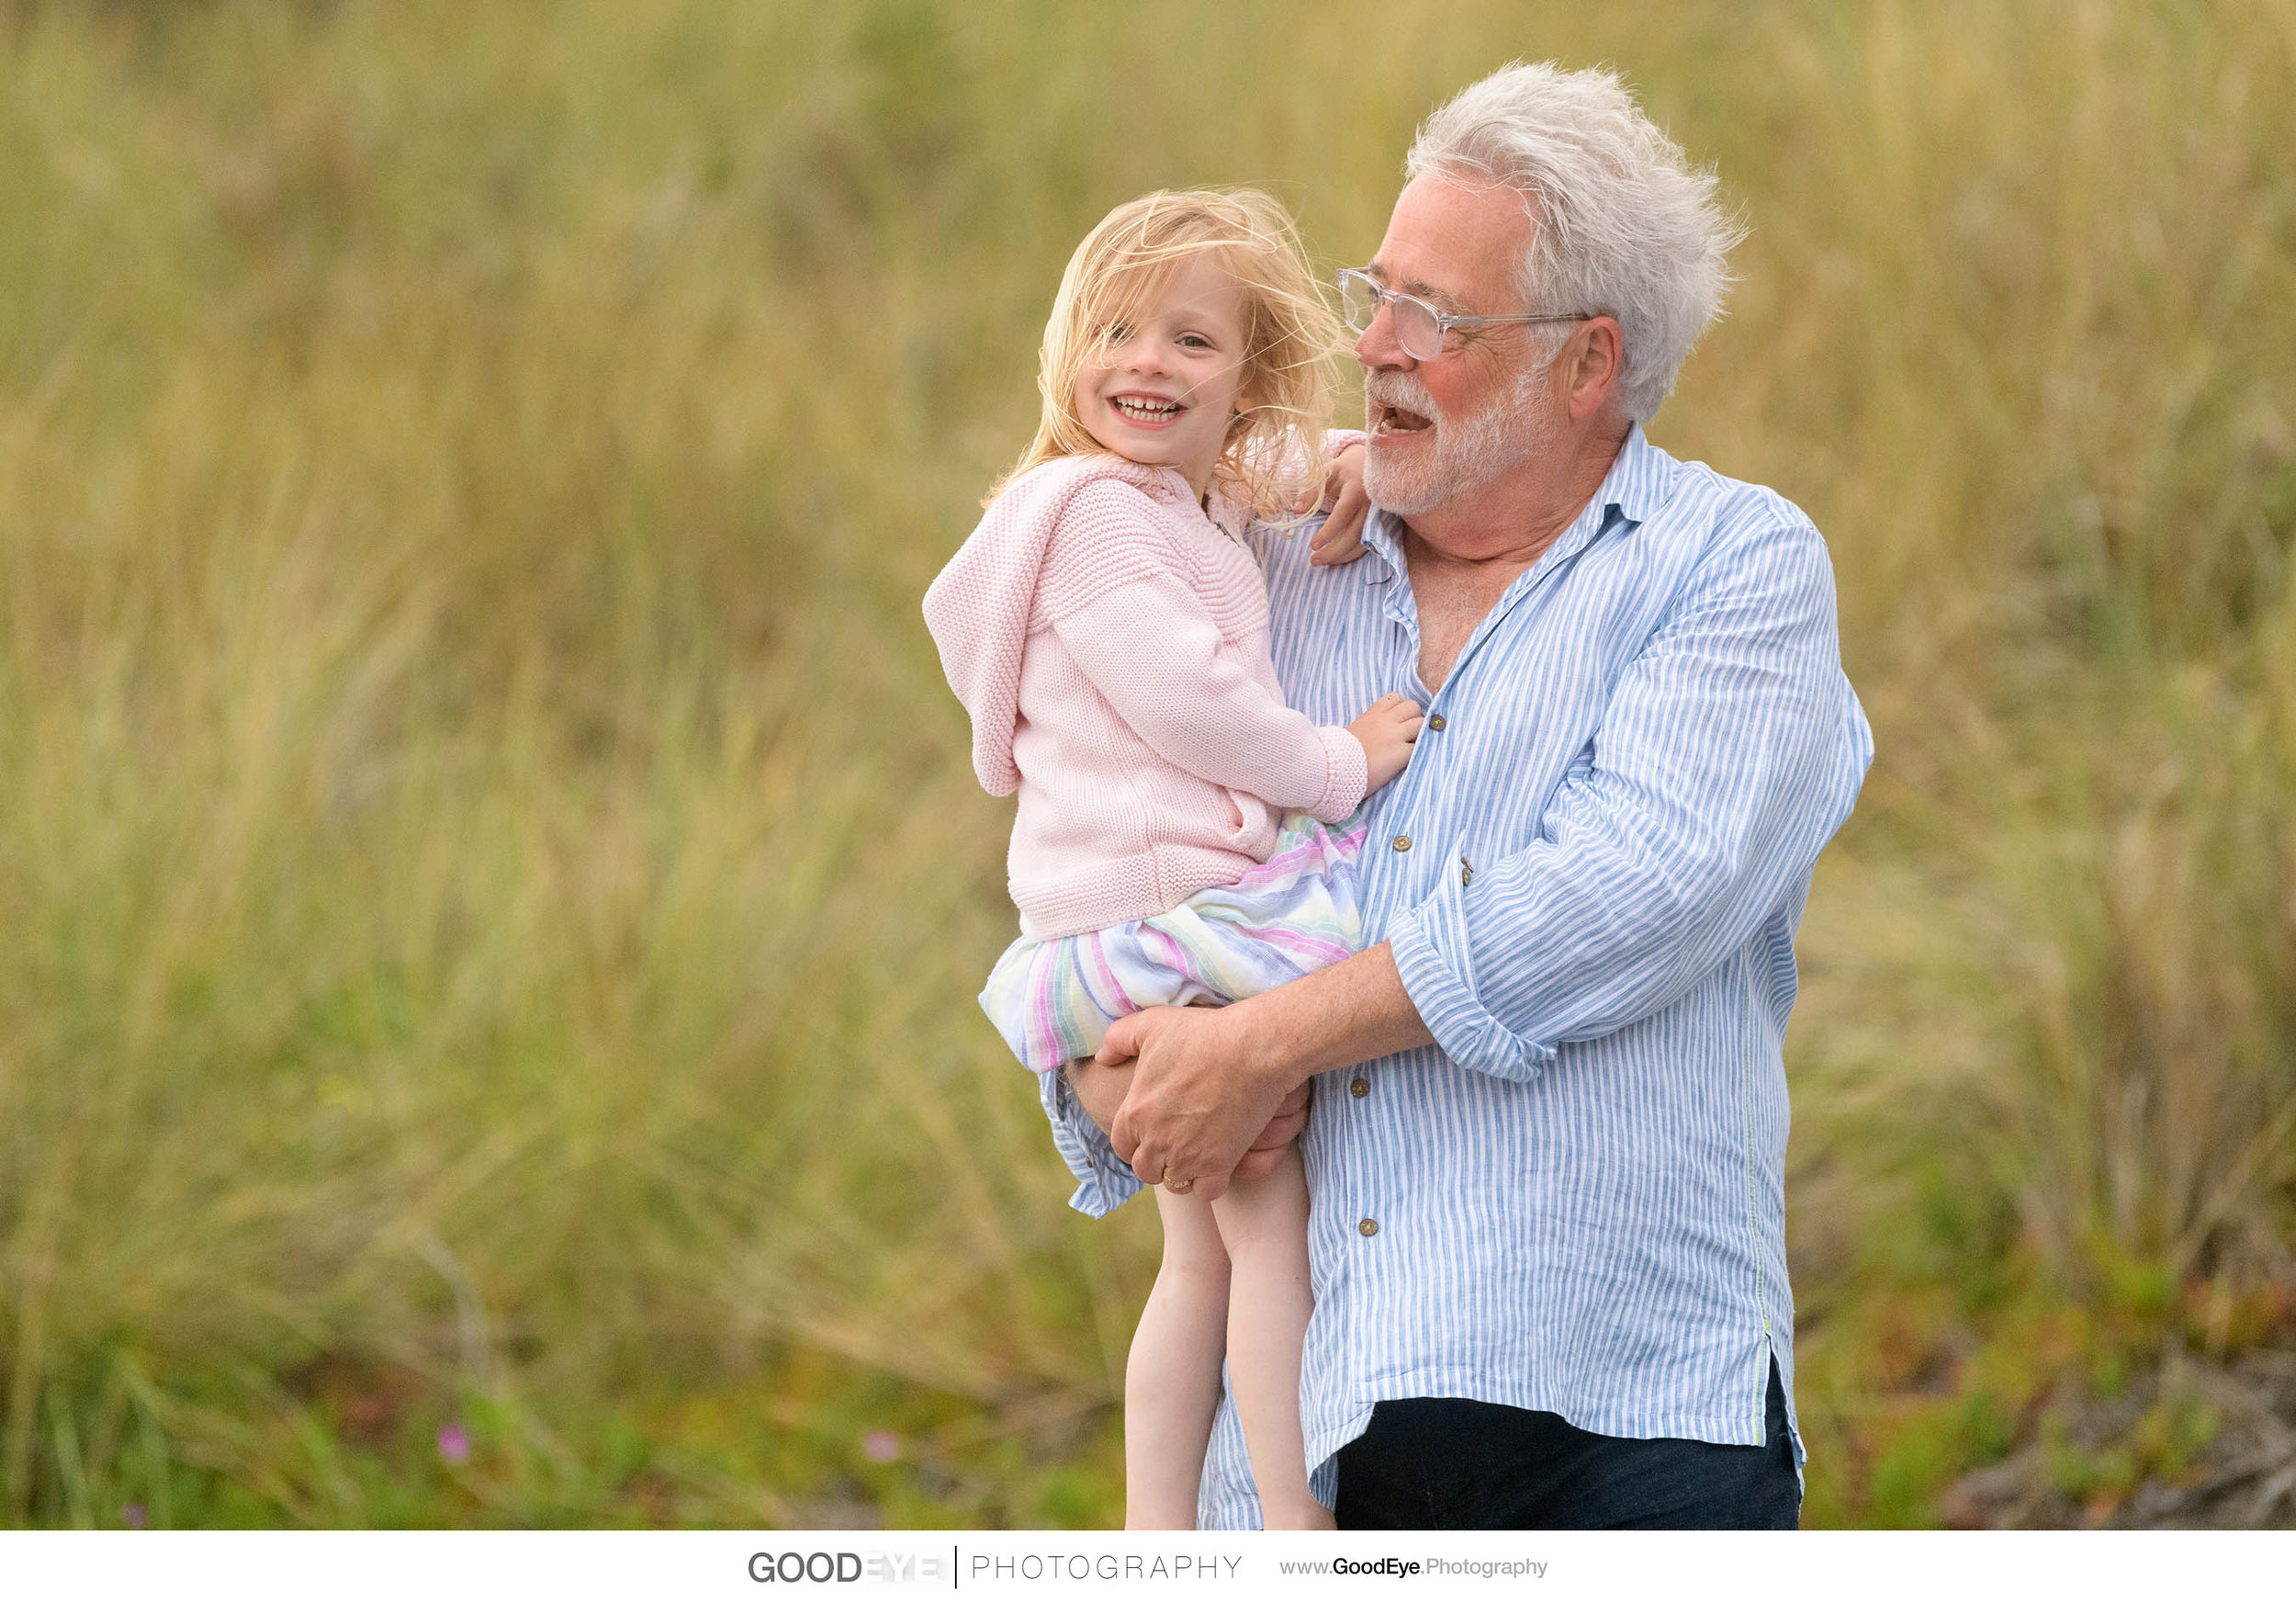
1125, 1187, 1230, 1529
1210, 1144, 1333, 1529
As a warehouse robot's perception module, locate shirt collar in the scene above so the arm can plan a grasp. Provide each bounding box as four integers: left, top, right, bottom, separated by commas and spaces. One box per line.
1600, 422, 1670, 525
1358, 422, 1672, 584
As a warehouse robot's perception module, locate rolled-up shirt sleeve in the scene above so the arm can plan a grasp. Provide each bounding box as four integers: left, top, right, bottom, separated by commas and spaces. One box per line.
1039, 1066, 1144, 1218
1387, 513, 1874, 1079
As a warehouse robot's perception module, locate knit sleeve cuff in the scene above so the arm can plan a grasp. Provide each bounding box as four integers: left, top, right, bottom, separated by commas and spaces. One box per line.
1310, 726, 1369, 823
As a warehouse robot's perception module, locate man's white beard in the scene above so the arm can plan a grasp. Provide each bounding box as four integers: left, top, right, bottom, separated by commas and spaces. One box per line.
1362, 367, 1548, 517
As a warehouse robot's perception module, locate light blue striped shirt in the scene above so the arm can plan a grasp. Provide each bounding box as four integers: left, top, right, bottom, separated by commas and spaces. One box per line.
1043, 424, 1872, 1527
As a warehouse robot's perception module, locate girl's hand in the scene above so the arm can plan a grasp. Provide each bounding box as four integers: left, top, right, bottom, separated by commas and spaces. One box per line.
1305, 442, 1370, 566
1347, 692, 1424, 792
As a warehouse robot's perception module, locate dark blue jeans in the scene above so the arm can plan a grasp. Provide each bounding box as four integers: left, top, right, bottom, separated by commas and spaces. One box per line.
1334, 1359, 1801, 1529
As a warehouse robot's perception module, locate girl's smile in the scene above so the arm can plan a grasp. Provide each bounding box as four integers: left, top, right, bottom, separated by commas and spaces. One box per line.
1072, 254, 1253, 495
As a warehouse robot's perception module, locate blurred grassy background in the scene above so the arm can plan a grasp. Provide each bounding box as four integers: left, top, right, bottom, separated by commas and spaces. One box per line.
1, 0, 2291, 1529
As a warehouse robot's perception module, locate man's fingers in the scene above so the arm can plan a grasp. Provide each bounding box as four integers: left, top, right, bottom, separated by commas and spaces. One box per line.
1097, 1012, 1142, 1067
1247, 1106, 1307, 1153
1094, 998, 1277, 1207
1246, 1122, 1304, 1157
1112, 1096, 1164, 1182
1109, 1099, 1140, 1166
1250, 1082, 1310, 1142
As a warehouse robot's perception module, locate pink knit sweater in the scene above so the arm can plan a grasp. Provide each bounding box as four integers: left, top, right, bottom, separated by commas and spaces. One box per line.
924, 455, 1368, 940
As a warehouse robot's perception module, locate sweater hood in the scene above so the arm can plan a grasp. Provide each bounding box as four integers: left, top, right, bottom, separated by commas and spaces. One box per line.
925, 455, 1202, 796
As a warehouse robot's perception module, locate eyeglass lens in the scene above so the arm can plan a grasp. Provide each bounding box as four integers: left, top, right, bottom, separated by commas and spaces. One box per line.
1340, 274, 1442, 360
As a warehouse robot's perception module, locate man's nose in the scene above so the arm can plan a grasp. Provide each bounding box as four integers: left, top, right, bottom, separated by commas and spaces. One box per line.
1354, 301, 1414, 371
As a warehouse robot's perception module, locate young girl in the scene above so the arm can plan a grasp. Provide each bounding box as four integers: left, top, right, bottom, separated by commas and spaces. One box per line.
922, 189, 1416, 1529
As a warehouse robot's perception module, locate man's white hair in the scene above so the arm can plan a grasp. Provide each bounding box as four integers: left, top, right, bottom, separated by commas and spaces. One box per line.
1406, 62, 1740, 423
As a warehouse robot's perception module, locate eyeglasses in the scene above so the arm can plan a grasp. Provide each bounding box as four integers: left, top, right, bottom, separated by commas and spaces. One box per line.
1336, 268, 1591, 362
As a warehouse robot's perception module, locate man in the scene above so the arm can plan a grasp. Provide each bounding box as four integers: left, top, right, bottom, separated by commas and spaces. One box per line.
1052, 62, 1872, 1529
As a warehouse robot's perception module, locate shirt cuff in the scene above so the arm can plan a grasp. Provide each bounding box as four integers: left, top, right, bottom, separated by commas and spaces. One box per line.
1040, 1065, 1144, 1219
1386, 859, 1555, 1084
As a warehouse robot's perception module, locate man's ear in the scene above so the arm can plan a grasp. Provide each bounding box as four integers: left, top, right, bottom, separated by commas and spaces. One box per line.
1563, 316, 1625, 422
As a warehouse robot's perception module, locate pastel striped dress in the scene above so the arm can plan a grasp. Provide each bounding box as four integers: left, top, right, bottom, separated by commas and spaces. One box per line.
923, 452, 1370, 1089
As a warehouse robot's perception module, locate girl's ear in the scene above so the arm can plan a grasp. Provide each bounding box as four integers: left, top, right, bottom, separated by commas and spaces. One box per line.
1228, 373, 1265, 432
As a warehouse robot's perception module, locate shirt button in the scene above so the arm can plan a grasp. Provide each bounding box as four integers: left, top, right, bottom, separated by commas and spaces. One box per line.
1427, 714, 1446, 731
1358, 1218, 1379, 1237
1391, 834, 1412, 852
1349, 1077, 1370, 1099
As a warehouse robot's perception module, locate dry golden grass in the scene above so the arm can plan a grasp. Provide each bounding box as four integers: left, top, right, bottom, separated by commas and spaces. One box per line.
0, 0, 2290, 1527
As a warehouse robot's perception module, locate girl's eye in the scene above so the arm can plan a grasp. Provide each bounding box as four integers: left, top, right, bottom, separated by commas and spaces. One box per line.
1178, 334, 1212, 351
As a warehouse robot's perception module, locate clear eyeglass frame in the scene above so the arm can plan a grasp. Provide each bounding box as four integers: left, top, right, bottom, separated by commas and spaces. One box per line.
1336, 268, 1593, 362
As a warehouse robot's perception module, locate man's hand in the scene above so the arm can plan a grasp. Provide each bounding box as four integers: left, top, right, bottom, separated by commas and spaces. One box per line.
1064, 1050, 1307, 1186
1062, 1054, 1132, 1135
1232, 1080, 1310, 1180
1097, 1000, 1291, 1202
1077, 945, 1433, 1202
1304, 442, 1370, 566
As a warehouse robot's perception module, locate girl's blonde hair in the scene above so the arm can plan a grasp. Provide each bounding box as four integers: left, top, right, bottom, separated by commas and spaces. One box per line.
991, 188, 1345, 520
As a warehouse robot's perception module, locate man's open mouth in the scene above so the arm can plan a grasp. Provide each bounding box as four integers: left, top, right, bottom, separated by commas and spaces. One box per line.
1112, 396, 1185, 422
1371, 400, 1434, 436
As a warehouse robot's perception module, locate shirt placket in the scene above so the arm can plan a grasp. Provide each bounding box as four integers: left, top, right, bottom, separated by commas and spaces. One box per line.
1322, 546, 1422, 1261
1339, 506, 1630, 1260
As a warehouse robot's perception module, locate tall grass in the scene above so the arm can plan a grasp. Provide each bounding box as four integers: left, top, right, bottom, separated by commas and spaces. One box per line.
0, 0, 2290, 1527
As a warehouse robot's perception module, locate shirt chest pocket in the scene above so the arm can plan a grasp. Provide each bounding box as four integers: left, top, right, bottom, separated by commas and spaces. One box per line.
1430, 640, 1608, 854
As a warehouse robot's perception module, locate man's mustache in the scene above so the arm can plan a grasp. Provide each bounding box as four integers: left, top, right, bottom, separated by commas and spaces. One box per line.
1365, 373, 1441, 423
